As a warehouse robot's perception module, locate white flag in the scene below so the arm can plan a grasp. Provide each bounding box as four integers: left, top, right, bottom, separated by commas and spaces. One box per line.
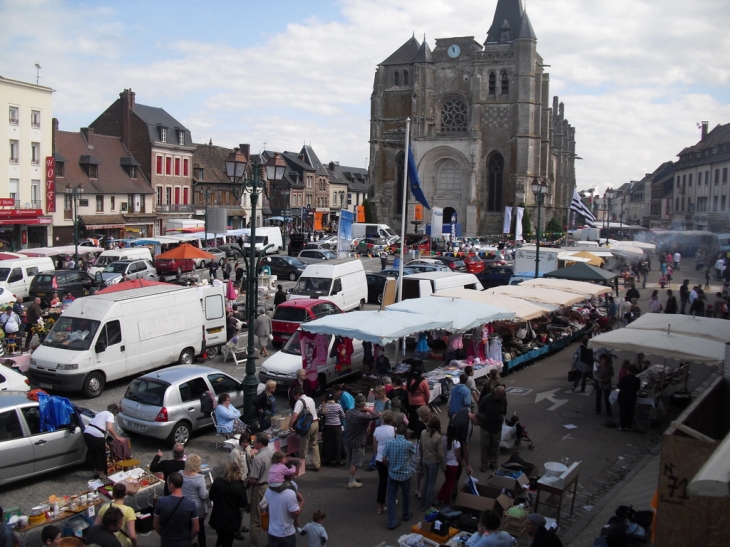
431, 207, 444, 238
515, 207, 524, 241
503, 207, 512, 235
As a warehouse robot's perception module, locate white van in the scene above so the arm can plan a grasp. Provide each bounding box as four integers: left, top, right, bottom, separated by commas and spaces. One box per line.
243, 227, 284, 255
289, 258, 368, 311
28, 283, 227, 398
400, 271, 481, 300
259, 329, 364, 395
0, 257, 55, 300
89, 247, 153, 275
351, 223, 397, 241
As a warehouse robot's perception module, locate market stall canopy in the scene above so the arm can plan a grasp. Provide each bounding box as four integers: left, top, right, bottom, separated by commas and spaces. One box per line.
387, 296, 514, 332
625, 313, 730, 345
520, 278, 612, 297
588, 329, 725, 366
487, 285, 587, 306
301, 310, 451, 346
569, 251, 604, 266
18, 245, 103, 257
155, 243, 214, 260
435, 288, 555, 320
614, 240, 655, 251
96, 278, 169, 294
543, 262, 618, 283
608, 244, 645, 258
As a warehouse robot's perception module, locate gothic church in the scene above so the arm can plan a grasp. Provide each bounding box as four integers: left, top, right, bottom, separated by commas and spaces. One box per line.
369, 0, 577, 236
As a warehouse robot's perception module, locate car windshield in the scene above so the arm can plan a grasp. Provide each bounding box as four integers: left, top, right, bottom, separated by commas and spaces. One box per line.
282, 330, 332, 356
0, 268, 9, 281
124, 377, 170, 406
273, 307, 308, 322
94, 256, 119, 267
103, 263, 128, 273
321, 251, 336, 259
284, 257, 305, 267
292, 276, 332, 295
42, 315, 101, 351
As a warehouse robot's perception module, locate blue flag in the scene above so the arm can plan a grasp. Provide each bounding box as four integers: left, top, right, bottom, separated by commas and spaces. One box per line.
407, 144, 430, 210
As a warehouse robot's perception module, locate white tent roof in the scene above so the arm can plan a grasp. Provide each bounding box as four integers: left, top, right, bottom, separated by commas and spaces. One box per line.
387, 296, 515, 332
435, 288, 555, 320
588, 328, 725, 366
486, 285, 587, 306
19, 245, 103, 257
520, 278, 612, 296
300, 310, 451, 345
625, 313, 730, 344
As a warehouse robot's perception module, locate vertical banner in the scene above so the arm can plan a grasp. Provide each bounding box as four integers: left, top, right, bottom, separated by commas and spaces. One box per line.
337, 209, 354, 257
431, 207, 444, 237
515, 207, 524, 241
300, 331, 328, 383
451, 212, 457, 241
414, 204, 423, 222
314, 212, 323, 231
503, 206, 512, 234
45, 156, 56, 213
356, 205, 365, 222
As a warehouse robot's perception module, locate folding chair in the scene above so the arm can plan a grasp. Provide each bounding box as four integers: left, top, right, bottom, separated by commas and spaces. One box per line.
211, 411, 239, 450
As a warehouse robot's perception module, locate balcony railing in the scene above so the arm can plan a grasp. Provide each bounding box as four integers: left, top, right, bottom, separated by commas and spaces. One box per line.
155, 204, 195, 213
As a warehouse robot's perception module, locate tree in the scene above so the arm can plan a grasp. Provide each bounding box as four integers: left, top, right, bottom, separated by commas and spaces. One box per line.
545, 217, 564, 240
363, 198, 377, 223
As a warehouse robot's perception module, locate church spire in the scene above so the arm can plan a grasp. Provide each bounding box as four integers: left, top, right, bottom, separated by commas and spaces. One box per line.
485, 0, 524, 44
518, 10, 537, 40
413, 37, 434, 63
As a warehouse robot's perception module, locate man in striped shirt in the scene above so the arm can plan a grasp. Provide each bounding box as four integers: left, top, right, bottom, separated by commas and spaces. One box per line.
382, 423, 415, 530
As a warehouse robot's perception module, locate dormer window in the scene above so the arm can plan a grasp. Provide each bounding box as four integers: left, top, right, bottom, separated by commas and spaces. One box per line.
178, 130, 185, 146
195, 167, 204, 180
160, 127, 167, 142
88, 164, 98, 178
129, 166, 136, 179
79, 154, 100, 179
57, 161, 65, 177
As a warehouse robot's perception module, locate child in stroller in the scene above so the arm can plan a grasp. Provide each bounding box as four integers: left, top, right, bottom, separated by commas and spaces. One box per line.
500, 411, 535, 450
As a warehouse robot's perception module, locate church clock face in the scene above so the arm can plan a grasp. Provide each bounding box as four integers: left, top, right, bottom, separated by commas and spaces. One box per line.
447, 44, 461, 58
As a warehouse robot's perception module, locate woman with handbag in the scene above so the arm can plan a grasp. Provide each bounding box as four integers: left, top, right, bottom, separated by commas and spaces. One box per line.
181, 454, 210, 547
209, 461, 248, 547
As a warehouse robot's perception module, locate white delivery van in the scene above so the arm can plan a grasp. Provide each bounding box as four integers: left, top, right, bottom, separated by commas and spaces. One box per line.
243, 227, 284, 255
400, 271, 481, 300
28, 283, 226, 398
89, 247, 153, 275
259, 329, 364, 395
351, 223, 397, 241
289, 258, 368, 311
0, 257, 55, 300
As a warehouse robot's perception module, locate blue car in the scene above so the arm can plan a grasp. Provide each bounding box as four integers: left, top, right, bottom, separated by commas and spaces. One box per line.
476, 266, 514, 289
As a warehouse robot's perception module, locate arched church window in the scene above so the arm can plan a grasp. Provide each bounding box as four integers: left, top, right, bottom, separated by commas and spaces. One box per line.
500, 70, 509, 95
394, 71, 400, 86
487, 153, 504, 212
403, 70, 409, 85
488, 72, 496, 95
440, 98, 468, 133
438, 160, 461, 193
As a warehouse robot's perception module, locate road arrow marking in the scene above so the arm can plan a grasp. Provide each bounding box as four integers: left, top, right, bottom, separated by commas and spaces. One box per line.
535, 388, 569, 411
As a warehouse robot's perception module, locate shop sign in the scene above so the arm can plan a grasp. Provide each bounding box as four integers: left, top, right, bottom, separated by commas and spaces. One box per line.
46, 157, 56, 213
0, 209, 43, 218
0, 198, 14, 207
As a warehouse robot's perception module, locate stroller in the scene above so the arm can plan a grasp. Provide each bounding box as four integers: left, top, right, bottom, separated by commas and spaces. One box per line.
500, 411, 535, 450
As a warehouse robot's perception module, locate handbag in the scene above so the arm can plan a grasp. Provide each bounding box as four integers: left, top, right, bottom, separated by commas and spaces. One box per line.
568, 369, 578, 382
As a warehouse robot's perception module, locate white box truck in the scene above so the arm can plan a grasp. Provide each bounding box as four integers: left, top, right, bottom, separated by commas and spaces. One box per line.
28, 284, 227, 398
289, 258, 368, 311
243, 226, 284, 255
351, 223, 397, 241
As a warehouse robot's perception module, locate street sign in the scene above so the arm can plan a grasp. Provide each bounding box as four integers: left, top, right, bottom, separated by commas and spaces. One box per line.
505, 387, 533, 396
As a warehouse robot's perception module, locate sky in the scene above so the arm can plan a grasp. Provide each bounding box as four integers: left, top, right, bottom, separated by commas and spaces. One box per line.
2, 0, 730, 197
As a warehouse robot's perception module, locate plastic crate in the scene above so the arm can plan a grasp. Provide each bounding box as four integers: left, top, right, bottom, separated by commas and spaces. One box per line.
398, 533, 440, 547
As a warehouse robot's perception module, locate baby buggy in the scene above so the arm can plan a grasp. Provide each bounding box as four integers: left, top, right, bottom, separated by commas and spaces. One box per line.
500, 411, 535, 450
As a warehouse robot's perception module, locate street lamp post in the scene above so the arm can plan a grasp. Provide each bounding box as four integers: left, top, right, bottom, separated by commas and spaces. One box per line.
531, 178, 549, 279
65, 183, 84, 261
226, 147, 284, 425
202, 186, 212, 246
603, 188, 614, 237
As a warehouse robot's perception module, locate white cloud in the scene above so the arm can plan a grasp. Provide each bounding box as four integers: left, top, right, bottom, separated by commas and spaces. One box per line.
1, 0, 729, 196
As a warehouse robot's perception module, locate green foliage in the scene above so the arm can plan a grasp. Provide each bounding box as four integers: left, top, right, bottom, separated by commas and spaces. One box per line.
545, 217, 564, 240
363, 198, 376, 223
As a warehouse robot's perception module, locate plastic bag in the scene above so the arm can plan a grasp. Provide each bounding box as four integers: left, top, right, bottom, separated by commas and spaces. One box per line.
500, 421, 517, 449
464, 475, 479, 495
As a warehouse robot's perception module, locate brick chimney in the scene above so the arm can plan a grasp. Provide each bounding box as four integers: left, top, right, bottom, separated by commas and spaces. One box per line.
52, 118, 59, 153
120, 88, 136, 149
81, 127, 94, 142
239, 144, 250, 160
701, 121, 709, 140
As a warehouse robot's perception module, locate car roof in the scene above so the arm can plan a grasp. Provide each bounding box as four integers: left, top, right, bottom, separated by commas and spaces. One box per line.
276, 298, 330, 309
135, 365, 230, 383
0, 391, 37, 408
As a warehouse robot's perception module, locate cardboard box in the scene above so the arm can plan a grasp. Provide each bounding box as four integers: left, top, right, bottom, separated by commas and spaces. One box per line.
453, 483, 513, 516
421, 520, 433, 534
486, 473, 530, 499
271, 415, 290, 430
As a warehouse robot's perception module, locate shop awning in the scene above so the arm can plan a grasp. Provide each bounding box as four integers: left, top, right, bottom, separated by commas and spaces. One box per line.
79, 214, 127, 229
387, 296, 514, 332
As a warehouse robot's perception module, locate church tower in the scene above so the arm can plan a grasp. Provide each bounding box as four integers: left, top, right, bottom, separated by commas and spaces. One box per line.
369, 0, 576, 236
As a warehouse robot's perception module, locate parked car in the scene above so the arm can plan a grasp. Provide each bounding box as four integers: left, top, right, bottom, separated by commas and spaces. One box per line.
154, 257, 196, 276
297, 249, 337, 264
357, 238, 389, 255
117, 365, 265, 446
463, 255, 486, 274
0, 365, 29, 391
476, 266, 514, 289
303, 242, 331, 250
319, 235, 338, 248
263, 255, 307, 281
287, 233, 307, 256
433, 255, 467, 272
217, 243, 244, 259
380, 267, 415, 278
271, 298, 343, 346
406, 258, 448, 268
366, 273, 389, 304
389, 234, 431, 254
196, 248, 227, 269
29, 270, 98, 300
0, 391, 94, 486
403, 263, 449, 273
99, 260, 159, 285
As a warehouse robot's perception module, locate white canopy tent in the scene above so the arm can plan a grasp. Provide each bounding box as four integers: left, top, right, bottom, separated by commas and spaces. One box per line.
520, 278, 612, 297
487, 285, 587, 306
435, 288, 556, 320
300, 310, 451, 346
19, 245, 103, 257
387, 296, 515, 332
625, 314, 730, 345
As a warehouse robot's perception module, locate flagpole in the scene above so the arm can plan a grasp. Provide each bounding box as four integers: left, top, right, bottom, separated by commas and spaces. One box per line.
397, 117, 410, 304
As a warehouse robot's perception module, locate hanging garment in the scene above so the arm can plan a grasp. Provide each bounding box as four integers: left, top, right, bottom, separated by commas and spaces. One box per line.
487, 338, 503, 362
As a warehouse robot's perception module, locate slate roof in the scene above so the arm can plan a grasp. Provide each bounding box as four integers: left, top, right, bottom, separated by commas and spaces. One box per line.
192, 142, 231, 184
381, 36, 421, 66
55, 130, 153, 194
326, 161, 369, 194
677, 123, 730, 156
299, 145, 329, 176
413, 39, 434, 63
518, 10, 536, 40
132, 103, 193, 146
485, 0, 525, 44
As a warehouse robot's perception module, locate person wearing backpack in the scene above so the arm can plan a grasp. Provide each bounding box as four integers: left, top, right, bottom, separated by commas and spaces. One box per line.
289, 387, 321, 471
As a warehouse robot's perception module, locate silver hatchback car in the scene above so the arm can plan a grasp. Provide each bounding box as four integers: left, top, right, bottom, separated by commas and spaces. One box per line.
117, 365, 264, 446
0, 391, 95, 486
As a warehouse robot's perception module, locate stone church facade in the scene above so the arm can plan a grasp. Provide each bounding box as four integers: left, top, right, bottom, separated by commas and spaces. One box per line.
369, 0, 577, 236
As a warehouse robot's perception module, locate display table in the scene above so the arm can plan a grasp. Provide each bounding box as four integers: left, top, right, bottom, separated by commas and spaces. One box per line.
504, 327, 588, 371
608, 390, 657, 408
16, 498, 105, 544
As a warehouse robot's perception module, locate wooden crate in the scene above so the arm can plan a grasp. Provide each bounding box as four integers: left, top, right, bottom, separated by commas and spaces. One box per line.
501, 513, 526, 538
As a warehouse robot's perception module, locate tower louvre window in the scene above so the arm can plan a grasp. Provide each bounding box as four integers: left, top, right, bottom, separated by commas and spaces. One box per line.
440, 99, 468, 132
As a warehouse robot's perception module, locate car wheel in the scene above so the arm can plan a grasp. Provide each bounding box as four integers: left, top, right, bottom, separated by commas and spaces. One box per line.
358, 299, 365, 311
168, 421, 191, 446
312, 374, 327, 397
377, 293, 383, 304
177, 266, 182, 275
288, 272, 297, 281
178, 348, 195, 365
205, 347, 218, 359
82, 371, 105, 398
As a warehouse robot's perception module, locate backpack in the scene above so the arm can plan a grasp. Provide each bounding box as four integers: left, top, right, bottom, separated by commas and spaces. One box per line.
293, 398, 314, 436
200, 391, 216, 415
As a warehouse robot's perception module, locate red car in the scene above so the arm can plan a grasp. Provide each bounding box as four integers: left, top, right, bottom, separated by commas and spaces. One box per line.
463, 255, 486, 273
153, 257, 196, 275
271, 298, 344, 346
